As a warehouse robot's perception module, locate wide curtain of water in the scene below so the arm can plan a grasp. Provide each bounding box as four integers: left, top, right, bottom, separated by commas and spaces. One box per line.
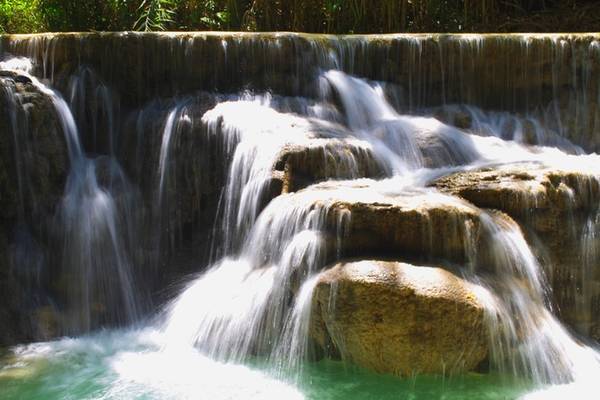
1, 33, 600, 400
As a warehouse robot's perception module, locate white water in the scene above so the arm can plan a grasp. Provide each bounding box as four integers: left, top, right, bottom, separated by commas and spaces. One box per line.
474, 214, 600, 387
158, 67, 600, 397
1, 329, 305, 400
3, 45, 600, 399
202, 98, 373, 253
1, 58, 140, 334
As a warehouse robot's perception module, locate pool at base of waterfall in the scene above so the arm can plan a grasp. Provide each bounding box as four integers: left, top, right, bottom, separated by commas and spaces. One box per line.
0, 328, 535, 400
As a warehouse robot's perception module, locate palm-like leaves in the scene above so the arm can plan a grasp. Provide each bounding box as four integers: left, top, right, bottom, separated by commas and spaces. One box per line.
134, 0, 175, 31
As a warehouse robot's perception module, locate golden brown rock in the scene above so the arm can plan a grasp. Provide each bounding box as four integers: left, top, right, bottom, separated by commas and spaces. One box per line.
291, 181, 482, 264
433, 165, 600, 225
311, 260, 488, 376
275, 139, 383, 192
433, 165, 600, 341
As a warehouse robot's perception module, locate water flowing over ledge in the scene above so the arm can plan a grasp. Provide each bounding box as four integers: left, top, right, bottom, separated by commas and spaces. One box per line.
1, 32, 600, 400
1, 32, 600, 150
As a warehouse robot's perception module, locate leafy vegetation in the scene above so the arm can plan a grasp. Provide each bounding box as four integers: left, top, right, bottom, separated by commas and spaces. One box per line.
0, 0, 598, 34
134, 0, 175, 31
0, 0, 45, 33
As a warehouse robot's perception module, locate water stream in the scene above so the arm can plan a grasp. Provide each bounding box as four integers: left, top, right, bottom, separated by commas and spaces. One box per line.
1, 34, 600, 399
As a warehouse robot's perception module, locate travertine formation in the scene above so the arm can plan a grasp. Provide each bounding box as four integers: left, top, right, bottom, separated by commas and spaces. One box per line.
311, 260, 488, 376
0, 71, 68, 344
434, 165, 600, 339
1, 33, 599, 380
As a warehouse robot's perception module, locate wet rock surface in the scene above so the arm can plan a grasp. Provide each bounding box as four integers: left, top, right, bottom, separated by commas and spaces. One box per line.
433, 165, 600, 220
119, 95, 223, 276
433, 165, 600, 340
274, 139, 383, 193
310, 259, 488, 376
287, 180, 482, 264
0, 71, 69, 223
0, 72, 68, 345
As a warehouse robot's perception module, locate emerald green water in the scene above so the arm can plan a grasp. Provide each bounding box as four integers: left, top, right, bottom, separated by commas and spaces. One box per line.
0, 329, 533, 400
300, 361, 528, 400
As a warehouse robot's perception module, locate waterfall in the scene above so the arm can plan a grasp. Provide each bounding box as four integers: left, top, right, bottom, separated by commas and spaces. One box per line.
474, 213, 600, 385
3, 33, 600, 400
1, 58, 141, 334
157, 67, 600, 387
161, 177, 340, 367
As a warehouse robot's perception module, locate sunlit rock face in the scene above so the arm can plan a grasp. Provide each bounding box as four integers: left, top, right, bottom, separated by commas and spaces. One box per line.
283, 180, 481, 264
274, 138, 384, 193
434, 166, 600, 340
0, 71, 68, 344
310, 260, 488, 376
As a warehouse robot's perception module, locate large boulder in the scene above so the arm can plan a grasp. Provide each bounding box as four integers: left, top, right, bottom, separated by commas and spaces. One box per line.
284, 180, 482, 265
433, 164, 600, 228
433, 164, 600, 340
310, 260, 488, 376
274, 138, 383, 193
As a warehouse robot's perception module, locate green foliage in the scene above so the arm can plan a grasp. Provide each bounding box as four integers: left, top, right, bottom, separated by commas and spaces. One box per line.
0, 0, 45, 33
197, 0, 229, 30
0, 0, 595, 34
175, 0, 237, 31
134, 0, 175, 31
38, 0, 138, 32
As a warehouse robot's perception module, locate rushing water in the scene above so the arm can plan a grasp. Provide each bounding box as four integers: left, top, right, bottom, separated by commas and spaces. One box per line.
0, 329, 530, 400
1, 59, 141, 335
2, 33, 600, 399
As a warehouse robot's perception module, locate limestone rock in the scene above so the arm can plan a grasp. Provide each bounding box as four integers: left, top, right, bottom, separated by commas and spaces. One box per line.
289, 180, 482, 264
433, 164, 600, 225
274, 139, 384, 192
432, 164, 600, 340
0, 71, 69, 345
0, 71, 69, 224
310, 260, 488, 376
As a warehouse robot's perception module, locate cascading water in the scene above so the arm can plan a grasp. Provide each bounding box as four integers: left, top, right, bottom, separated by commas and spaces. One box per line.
0, 58, 141, 335
473, 213, 600, 388
158, 66, 600, 393
202, 98, 373, 253
2, 33, 600, 400
68, 66, 120, 155
51, 73, 140, 334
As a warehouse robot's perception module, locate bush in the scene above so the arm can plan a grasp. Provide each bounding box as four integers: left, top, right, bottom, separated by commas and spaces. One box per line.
0, 0, 45, 33
0, 0, 596, 34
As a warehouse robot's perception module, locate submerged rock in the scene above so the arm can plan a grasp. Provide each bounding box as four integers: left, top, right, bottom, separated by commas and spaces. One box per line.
310, 260, 488, 376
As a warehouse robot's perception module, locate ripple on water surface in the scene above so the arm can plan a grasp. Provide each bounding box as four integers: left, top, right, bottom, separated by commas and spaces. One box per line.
0, 329, 536, 400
